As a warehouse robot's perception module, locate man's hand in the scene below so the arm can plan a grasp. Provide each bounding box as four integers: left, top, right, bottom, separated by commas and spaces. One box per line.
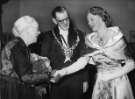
83, 81, 89, 93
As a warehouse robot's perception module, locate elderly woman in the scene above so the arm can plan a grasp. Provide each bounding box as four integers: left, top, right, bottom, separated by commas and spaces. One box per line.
0, 16, 51, 99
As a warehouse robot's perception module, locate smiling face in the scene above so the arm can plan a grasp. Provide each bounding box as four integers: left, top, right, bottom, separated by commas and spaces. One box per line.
87, 6, 113, 30
54, 10, 70, 31
13, 16, 40, 45
19, 25, 40, 46
25, 26, 40, 44
87, 13, 104, 32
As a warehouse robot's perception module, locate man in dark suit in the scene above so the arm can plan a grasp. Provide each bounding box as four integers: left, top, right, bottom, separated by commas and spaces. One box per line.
38, 6, 91, 99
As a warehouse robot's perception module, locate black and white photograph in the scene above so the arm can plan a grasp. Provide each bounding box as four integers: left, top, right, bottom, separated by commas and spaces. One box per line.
0, 0, 135, 99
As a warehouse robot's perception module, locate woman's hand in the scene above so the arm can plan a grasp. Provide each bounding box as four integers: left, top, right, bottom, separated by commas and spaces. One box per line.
50, 69, 65, 83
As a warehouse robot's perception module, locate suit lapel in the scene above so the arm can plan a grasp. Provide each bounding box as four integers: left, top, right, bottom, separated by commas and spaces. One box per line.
68, 28, 78, 47
53, 26, 63, 44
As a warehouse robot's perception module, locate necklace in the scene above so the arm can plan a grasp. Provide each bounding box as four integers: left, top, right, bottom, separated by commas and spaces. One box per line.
98, 37, 104, 46
52, 30, 80, 63
96, 29, 109, 47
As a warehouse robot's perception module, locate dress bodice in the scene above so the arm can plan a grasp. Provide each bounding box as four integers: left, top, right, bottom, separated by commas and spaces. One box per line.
85, 27, 127, 72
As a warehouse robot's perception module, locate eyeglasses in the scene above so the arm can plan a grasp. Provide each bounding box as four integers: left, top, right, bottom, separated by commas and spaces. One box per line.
56, 17, 69, 23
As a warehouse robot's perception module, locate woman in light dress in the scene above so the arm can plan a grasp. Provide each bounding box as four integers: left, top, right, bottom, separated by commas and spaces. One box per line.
51, 6, 135, 99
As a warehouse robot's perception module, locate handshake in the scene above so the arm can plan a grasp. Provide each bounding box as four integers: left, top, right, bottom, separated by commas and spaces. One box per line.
50, 69, 66, 83
31, 53, 66, 83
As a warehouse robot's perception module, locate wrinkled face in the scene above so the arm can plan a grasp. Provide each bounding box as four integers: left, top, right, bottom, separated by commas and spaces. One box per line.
55, 10, 70, 31
24, 26, 40, 45
87, 13, 103, 32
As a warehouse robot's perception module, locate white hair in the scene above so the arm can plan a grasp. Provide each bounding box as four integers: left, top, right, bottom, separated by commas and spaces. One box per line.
12, 15, 39, 37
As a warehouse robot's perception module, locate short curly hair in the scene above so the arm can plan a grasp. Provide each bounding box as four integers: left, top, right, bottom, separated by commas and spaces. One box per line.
87, 6, 113, 27
12, 15, 39, 37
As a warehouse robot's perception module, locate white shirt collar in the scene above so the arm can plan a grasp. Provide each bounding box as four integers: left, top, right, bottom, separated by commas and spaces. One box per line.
59, 27, 68, 42
59, 27, 68, 36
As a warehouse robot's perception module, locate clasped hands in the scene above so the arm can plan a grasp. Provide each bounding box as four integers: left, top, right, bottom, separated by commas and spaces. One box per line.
50, 69, 66, 83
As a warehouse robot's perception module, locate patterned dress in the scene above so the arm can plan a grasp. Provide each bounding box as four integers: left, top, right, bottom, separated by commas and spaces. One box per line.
85, 27, 134, 99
